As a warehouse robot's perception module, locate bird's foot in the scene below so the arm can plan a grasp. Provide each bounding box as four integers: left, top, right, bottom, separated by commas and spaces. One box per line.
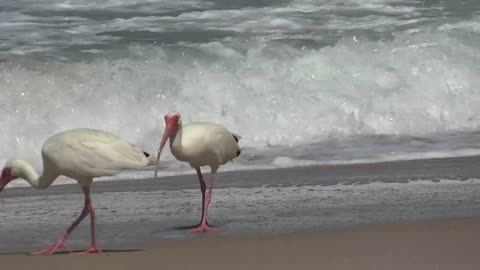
196, 220, 211, 227
189, 223, 220, 233
30, 240, 71, 255
72, 246, 103, 255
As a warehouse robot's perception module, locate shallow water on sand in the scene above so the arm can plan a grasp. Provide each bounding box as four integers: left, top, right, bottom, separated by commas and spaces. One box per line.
1, 156, 480, 253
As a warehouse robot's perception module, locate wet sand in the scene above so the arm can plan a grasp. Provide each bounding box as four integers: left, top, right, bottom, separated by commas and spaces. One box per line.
3, 154, 480, 198
1, 155, 480, 268
2, 217, 480, 270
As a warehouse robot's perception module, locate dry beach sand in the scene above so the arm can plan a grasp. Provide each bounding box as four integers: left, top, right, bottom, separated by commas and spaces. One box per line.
2, 217, 480, 270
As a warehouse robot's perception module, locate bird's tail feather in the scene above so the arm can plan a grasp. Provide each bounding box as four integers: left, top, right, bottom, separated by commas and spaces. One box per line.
232, 133, 242, 142
143, 151, 157, 165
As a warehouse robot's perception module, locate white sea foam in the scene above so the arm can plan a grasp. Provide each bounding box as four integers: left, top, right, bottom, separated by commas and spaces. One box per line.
1, 0, 479, 187
0, 27, 479, 170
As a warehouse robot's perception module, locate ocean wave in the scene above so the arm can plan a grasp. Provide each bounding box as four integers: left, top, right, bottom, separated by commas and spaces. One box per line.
1, 27, 479, 174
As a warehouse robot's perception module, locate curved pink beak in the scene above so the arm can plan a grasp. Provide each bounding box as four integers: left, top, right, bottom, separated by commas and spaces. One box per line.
154, 118, 178, 179
0, 168, 12, 192
154, 129, 171, 179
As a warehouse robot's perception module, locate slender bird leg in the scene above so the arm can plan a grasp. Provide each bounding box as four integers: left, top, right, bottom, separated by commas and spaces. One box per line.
190, 172, 219, 233
206, 173, 214, 208
72, 186, 102, 254
30, 186, 92, 255
194, 167, 210, 227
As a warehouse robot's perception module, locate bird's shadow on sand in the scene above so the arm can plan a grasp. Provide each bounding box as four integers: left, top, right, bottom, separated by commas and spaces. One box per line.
0, 249, 143, 256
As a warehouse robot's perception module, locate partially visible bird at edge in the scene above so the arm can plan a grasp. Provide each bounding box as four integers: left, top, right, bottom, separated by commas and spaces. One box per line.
0, 128, 156, 255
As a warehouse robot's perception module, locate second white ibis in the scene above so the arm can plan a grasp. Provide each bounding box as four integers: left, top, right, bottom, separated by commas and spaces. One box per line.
155, 112, 241, 232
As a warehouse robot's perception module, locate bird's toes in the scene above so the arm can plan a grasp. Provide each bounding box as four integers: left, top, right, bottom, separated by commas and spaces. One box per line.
30, 241, 69, 255
189, 224, 220, 233
71, 247, 103, 255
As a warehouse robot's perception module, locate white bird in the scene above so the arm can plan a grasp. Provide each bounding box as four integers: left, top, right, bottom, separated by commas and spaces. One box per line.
0, 128, 155, 255
155, 112, 241, 232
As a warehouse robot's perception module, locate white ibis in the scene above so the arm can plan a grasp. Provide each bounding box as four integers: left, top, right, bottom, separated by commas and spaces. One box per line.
155, 112, 241, 232
0, 128, 155, 255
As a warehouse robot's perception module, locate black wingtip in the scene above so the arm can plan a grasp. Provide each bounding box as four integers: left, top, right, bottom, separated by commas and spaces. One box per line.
233, 134, 239, 142
236, 150, 241, 157
143, 151, 150, 158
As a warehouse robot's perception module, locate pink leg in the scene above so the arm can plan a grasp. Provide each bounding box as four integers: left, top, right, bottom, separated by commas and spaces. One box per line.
190, 172, 218, 233
72, 197, 102, 254
194, 167, 210, 227
31, 186, 92, 255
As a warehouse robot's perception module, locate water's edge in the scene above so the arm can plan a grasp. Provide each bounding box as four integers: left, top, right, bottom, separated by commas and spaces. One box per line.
3, 154, 480, 198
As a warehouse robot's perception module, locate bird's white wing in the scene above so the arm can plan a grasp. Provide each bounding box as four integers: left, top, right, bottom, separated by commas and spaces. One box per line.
43, 129, 153, 178
81, 140, 149, 166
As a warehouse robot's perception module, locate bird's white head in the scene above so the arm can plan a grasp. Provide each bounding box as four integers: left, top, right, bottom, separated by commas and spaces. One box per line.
154, 112, 182, 179
0, 160, 25, 192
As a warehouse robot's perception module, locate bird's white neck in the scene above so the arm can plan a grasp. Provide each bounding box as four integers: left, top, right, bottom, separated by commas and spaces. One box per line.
14, 160, 57, 190
169, 127, 185, 159
169, 127, 182, 144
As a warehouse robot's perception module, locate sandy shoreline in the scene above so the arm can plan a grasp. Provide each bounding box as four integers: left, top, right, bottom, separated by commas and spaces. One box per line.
2, 217, 480, 270
1, 155, 480, 268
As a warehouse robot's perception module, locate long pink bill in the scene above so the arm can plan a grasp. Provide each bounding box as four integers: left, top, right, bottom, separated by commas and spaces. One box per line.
154, 131, 170, 179
0, 168, 12, 192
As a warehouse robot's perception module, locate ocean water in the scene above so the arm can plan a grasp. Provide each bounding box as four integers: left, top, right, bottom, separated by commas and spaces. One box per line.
1, 0, 480, 185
